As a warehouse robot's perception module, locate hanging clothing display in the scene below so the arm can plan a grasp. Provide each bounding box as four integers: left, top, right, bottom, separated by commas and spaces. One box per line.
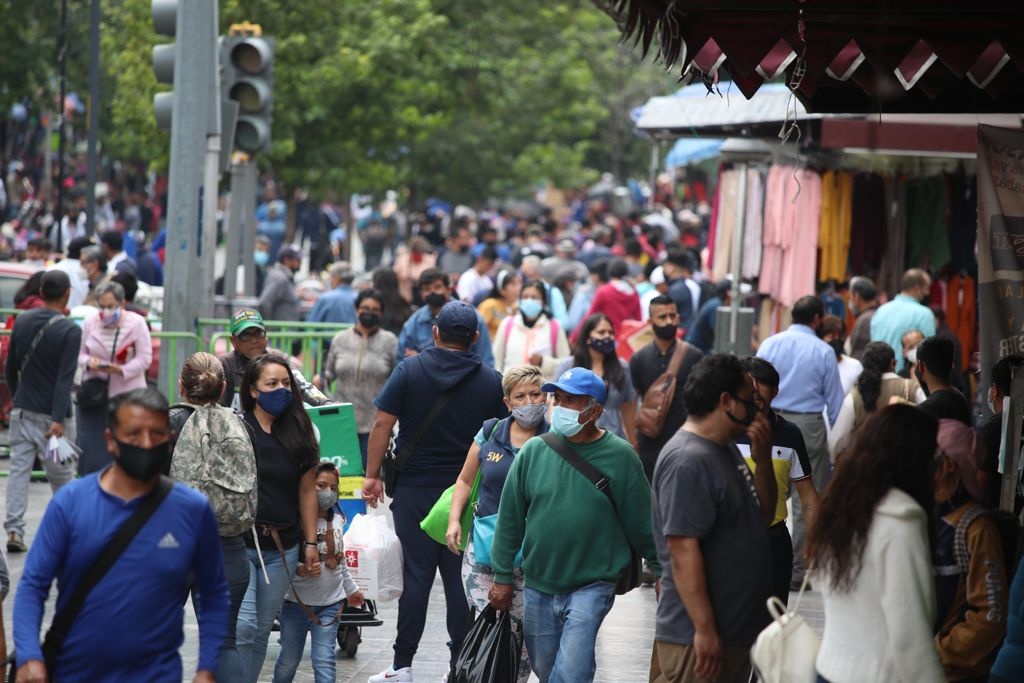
848, 173, 888, 275
946, 274, 976, 371
742, 168, 765, 280
711, 168, 742, 280
818, 170, 854, 283
948, 166, 978, 276
877, 176, 908, 297
906, 176, 950, 270
760, 164, 824, 307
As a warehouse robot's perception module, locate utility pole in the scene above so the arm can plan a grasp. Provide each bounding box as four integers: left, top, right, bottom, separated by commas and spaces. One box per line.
152, 0, 219, 394
85, 0, 101, 236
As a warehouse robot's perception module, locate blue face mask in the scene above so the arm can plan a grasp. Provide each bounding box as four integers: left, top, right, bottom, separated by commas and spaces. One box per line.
551, 405, 591, 437
519, 299, 543, 320
256, 387, 293, 417
254, 250, 270, 267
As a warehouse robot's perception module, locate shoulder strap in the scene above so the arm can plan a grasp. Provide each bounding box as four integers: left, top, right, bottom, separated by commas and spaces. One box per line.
540, 432, 618, 514
18, 313, 62, 377
953, 502, 988, 574
666, 341, 688, 376
549, 318, 559, 351
42, 476, 174, 668
392, 358, 471, 470
502, 315, 515, 347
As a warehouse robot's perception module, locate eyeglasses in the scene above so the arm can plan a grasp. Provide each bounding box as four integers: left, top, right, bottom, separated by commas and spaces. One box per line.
236, 329, 267, 342
730, 394, 759, 415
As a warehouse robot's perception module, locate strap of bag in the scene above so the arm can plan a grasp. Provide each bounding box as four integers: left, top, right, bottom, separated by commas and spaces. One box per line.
391, 357, 475, 472
18, 314, 61, 377
263, 524, 348, 626
108, 327, 121, 363
42, 476, 174, 669
665, 340, 689, 378
540, 432, 619, 515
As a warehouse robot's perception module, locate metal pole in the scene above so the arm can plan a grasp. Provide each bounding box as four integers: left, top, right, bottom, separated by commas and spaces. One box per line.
199, 134, 220, 319
85, 0, 100, 236
242, 161, 258, 296
1000, 368, 1024, 512
55, 0, 68, 251
222, 160, 246, 299
728, 163, 748, 347
648, 139, 660, 210
159, 0, 217, 396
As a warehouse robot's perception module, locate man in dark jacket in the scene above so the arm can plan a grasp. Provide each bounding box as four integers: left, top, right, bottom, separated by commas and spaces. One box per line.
362, 301, 506, 682
3, 271, 81, 552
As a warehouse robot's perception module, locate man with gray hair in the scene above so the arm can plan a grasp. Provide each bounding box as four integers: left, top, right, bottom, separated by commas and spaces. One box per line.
870, 268, 936, 373
847, 275, 879, 360
307, 261, 357, 324
4, 271, 82, 552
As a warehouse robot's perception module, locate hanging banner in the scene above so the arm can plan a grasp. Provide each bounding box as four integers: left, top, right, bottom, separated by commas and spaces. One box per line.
977, 125, 1024, 398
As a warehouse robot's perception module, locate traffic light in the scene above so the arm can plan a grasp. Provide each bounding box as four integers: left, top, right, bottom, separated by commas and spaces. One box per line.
221, 35, 275, 153
151, 0, 177, 130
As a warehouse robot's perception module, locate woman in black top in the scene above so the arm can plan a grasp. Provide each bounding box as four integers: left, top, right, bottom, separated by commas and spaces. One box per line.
235, 354, 320, 683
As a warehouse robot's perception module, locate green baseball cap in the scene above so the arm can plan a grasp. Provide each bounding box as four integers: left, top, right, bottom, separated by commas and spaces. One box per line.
230, 308, 266, 336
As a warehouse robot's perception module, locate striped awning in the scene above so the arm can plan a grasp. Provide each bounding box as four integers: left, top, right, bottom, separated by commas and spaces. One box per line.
600, 0, 1024, 113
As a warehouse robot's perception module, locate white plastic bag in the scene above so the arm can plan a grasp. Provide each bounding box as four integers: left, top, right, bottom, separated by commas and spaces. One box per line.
343, 512, 404, 602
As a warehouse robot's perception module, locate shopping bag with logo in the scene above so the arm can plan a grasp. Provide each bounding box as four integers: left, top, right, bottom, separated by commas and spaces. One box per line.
343, 511, 403, 602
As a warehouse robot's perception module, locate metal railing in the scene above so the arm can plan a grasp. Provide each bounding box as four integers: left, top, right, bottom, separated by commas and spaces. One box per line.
208, 328, 345, 381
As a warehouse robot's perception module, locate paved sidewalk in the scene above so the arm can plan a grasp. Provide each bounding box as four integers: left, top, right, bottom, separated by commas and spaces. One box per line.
0, 478, 824, 682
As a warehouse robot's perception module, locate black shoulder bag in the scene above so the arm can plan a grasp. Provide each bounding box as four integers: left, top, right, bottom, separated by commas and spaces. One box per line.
36, 476, 174, 679
540, 432, 642, 594
75, 327, 120, 409
381, 359, 475, 496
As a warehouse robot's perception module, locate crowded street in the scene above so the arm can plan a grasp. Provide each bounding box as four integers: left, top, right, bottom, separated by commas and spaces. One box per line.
2, 2, 1024, 683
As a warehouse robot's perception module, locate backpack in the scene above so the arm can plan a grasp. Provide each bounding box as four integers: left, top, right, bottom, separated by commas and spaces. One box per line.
635, 341, 691, 439
953, 502, 1022, 583
502, 315, 559, 351
169, 402, 258, 538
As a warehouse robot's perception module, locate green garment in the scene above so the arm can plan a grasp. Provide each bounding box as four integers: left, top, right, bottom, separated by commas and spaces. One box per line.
491, 430, 660, 595
906, 176, 950, 270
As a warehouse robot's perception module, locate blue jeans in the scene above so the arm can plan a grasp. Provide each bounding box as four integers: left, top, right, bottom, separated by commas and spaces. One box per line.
523, 581, 616, 683
272, 600, 341, 683
236, 544, 299, 683
216, 535, 252, 683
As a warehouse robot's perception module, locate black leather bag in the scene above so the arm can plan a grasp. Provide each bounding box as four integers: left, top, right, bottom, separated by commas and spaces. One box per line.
75, 378, 109, 409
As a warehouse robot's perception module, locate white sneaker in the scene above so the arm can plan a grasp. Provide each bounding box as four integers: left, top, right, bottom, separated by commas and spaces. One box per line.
368, 667, 413, 683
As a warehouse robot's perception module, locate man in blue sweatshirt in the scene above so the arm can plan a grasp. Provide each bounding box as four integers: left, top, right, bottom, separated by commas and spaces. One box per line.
363, 300, 506, 683
13, 388, 228, 683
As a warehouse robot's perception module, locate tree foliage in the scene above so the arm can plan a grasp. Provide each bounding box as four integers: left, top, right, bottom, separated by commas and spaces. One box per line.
8, 1, 674, 204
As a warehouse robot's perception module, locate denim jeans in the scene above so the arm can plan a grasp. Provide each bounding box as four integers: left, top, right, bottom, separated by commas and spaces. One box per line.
272, 600, 341, 683
523, 581, 616, 683
236, 543, 299, 683
216, 534, 252, 683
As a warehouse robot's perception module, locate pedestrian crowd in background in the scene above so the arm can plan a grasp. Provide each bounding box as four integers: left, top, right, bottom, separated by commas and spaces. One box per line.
0, 168, 1021, 683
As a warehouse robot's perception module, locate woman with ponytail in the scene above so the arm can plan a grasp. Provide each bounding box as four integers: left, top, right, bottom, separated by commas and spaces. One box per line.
828, 341, 924, 460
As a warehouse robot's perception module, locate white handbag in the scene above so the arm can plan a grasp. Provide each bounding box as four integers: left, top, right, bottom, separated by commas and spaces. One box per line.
749, 574, 821, 683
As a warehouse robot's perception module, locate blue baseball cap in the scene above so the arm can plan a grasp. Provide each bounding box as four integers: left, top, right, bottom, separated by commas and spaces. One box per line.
436, 300, 477, 340
541, 367, 608, 405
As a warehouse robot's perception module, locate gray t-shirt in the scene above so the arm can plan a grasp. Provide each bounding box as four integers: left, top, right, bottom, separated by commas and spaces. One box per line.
651, 429, 772, 646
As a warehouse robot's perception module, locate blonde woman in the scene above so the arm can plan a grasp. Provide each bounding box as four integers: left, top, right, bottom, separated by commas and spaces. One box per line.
446, 365, 548, 683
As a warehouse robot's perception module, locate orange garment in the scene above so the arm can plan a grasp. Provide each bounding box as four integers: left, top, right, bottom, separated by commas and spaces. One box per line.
947, 274, 976, 371
819, 170, 853, 283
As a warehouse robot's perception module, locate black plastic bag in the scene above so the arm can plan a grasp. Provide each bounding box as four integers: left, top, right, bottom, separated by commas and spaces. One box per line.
450, 606, 520, 683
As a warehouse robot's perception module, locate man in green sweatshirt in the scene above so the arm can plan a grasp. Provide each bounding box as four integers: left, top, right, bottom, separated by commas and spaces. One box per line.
489, 367, 659, 683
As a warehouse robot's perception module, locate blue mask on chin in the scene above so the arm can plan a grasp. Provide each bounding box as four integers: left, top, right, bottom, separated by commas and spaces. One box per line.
257, 387, 293, 416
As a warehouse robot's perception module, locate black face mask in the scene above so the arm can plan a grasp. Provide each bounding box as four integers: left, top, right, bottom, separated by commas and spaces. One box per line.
358, 312, 381, 329
652, 323, 678, 341
115, 439, 170, 482
424, 292, 448, 309
726, 395, 758, 427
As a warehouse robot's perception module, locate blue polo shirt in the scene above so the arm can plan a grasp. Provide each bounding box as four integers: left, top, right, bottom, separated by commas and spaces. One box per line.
395, 301, 496, 367
870, 294, 936, 373
308, 284, 357, 324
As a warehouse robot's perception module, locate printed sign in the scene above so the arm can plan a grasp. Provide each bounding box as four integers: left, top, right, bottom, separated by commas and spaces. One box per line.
977, 125, 1024, 398
344, 548, 380, 600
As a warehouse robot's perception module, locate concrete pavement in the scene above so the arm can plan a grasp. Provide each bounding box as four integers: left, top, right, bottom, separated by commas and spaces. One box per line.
0, 476, 824, 682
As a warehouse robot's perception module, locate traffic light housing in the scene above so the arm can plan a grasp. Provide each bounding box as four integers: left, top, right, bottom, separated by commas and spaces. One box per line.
151, 0, 177, 130
221, 35, 275, 153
